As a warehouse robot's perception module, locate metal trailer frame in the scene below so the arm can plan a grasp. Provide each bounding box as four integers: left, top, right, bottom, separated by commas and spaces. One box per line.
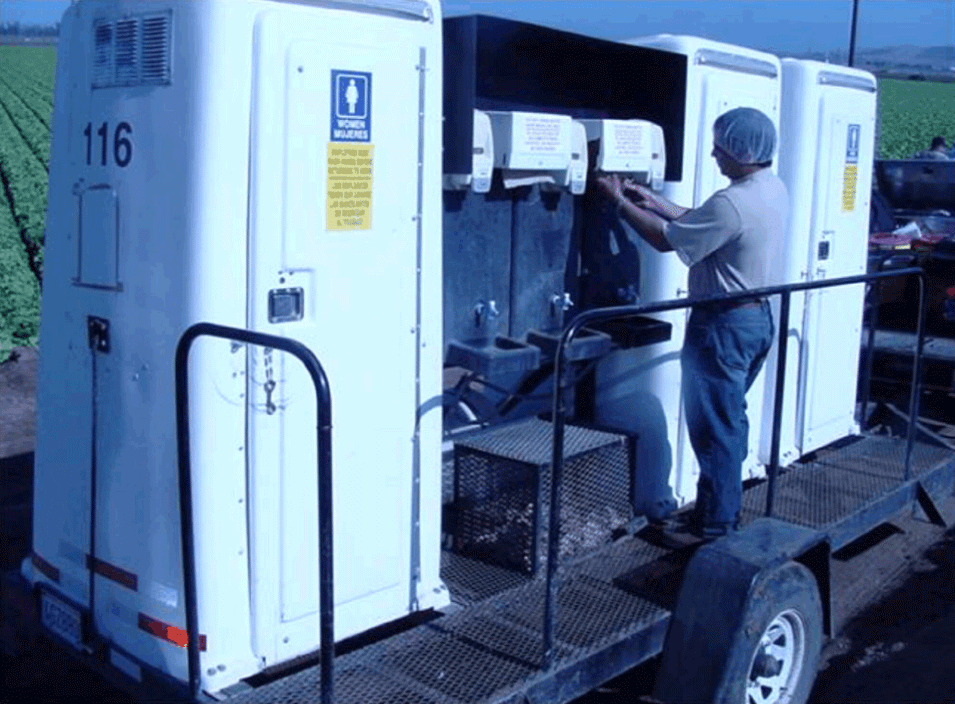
7, 265, 954, 704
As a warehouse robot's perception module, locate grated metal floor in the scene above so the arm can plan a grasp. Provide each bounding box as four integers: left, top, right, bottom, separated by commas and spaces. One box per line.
228, 536, 670, 704
226, 433, 955, 704
741, 435, 955, 547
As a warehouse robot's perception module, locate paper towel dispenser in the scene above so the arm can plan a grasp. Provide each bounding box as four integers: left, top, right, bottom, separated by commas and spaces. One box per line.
541, 120, 588, 195
486, 111, 572, 170
485, 111, 574, 189
578, 119, 666, 190
443, 110, 495, 193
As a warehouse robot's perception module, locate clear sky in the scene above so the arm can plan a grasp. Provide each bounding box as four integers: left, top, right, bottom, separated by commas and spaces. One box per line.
2, 0, 953, 53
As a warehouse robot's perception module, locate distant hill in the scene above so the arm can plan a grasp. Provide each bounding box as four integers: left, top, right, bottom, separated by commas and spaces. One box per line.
771, 44, 955, 74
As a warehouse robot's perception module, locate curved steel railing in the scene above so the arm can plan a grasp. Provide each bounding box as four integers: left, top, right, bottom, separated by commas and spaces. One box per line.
175, 323, 334, 703
541, 266, 926, 668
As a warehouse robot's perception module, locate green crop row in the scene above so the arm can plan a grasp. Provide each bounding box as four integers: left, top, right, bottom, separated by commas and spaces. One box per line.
0, 171, 41, 361
0, 78, 48, 362
0, 98, 48, 263
0, 72, 53, 130
0, 46, 57, 94
0, 80, 51, 171
0, 47, 51, 361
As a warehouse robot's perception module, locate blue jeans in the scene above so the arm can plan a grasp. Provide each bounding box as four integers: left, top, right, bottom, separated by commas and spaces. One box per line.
680, 302, 774, 532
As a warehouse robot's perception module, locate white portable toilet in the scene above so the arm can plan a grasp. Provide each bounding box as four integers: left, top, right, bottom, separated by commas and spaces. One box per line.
772, 60, 877, 459
596, 35, 782, 513
28, 0, 446, 695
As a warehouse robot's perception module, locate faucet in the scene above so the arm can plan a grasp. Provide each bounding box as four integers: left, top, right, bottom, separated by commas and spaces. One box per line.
551, 292, 574, 316
474, 300, 500, 327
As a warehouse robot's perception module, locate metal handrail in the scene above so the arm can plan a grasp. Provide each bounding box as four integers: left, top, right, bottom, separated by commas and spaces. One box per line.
541, 266, 926, 668
175, 323, 334, 703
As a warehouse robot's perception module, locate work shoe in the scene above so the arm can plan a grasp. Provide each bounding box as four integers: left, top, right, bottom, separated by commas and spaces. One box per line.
643, 513, 704, 549
647, 509, 697, 532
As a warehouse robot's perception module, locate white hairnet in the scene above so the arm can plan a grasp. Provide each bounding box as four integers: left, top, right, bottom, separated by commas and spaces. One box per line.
713, 108, 777, 165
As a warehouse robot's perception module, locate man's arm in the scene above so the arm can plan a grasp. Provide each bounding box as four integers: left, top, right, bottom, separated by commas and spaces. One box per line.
596, 174, 673, 253
623, 180, 690, 221
616, 195, 673, 253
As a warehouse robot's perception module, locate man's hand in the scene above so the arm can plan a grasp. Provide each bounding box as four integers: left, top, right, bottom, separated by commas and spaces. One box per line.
623, 179, 662, 212
622, 179, 689, 222
595, 173, 624, 203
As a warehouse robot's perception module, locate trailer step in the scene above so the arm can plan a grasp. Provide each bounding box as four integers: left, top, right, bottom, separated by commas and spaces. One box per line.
227, 535, 671, 704
741, 435, 955, 549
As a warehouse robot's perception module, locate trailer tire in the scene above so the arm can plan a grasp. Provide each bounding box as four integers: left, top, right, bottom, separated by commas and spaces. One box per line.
718, 560, 823, 704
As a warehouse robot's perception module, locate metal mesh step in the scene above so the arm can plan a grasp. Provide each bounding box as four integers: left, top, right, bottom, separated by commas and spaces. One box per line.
741, 435, 955, 532
228, 535, 668, 704
440, 551, 531, 606
809, 435, 953, 478
373, 623, 539, 703
741, 462, 899, 529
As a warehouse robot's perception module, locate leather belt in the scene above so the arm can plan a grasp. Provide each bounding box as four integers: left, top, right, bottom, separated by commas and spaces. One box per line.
699, 297, 767, 313
728, 298, 767, 310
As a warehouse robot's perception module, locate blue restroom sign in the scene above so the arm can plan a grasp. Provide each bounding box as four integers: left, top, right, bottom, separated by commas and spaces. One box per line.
330, 70, 372, 142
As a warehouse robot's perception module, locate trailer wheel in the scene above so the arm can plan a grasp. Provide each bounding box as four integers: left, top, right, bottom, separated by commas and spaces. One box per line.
722, 561, 823, 704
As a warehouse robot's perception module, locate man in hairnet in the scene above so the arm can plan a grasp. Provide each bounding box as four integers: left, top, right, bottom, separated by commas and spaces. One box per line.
596, 107, 788, 539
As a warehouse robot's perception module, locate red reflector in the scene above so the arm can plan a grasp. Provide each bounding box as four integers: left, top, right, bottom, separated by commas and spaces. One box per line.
87, 556, 138, 591
31, 552, 61, 583
138, 613, 207, 651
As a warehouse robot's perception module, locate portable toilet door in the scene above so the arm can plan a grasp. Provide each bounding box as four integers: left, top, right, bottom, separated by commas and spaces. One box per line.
777, 60, 877, 455
245, 0, 447, 669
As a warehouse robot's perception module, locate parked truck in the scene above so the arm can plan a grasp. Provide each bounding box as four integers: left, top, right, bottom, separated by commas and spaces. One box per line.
5, 1, 953, 703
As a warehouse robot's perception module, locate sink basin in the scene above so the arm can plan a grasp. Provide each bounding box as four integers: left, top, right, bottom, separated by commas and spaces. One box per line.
526, 327, 613, 362
445, 336, 542, 376
588, 315, 672, 349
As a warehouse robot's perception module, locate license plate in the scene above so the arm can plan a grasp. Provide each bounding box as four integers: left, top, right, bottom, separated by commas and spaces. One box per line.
40, 591, 84, 649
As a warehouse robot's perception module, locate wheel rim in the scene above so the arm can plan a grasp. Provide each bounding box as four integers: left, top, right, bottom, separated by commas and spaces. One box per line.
746, 608, 807, 704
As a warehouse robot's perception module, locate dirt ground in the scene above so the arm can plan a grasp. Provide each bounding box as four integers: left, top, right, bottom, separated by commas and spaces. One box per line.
2, 346, 954, 703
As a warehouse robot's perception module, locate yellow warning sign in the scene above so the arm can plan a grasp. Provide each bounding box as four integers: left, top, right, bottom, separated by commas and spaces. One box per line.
841, 163, 857, 212
327, 144, 373, 231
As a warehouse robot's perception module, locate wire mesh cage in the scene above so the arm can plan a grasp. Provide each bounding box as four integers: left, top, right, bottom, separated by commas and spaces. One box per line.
449, 418, 633, 574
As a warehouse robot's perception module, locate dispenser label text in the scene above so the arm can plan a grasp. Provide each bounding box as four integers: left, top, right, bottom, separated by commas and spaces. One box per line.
611, 122, 644, 157
519, 114, 566, 153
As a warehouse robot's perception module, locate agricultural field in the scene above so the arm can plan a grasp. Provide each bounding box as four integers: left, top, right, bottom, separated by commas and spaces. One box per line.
0, 45, 55, 362
878, 77, 955, 159
0, 47, 953, 361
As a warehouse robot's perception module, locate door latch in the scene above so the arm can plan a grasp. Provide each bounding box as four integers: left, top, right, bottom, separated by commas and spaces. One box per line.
87, 316, 110, 353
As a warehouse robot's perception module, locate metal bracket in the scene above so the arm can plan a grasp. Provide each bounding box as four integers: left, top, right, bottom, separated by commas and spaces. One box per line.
87, 316, 110, 353
915, 482, 947, 527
